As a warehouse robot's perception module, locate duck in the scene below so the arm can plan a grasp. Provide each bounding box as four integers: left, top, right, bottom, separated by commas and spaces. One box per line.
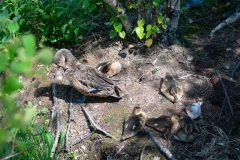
96, 61, 122, 77
146, 115, 173, 134
54, 49, 124, 98
171, 114, 199, 143
121, 105, 147, 140
160, 73, 183, 103
146, 113, 198, 143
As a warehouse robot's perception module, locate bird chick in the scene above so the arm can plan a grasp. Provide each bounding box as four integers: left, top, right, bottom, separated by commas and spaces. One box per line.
96, 61, 122, 77
146, 115, 172, 134
146, 113, 198, 143
160, 73, 183, 103
171, 114, 199, 143
121, 106, 147, 141
54, 49, 124, 98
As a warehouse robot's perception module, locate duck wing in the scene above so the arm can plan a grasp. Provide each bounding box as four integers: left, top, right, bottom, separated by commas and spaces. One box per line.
67, 64, 121, 97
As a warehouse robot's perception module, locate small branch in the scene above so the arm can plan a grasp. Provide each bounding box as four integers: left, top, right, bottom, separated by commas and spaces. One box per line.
140, 145, 146, 160
216, 71, 234, 116
71, 133, 92, 146
145, 129, 177, 160
81, 106, 117, 140
230, 61, 240, 80
65, 88, 73, 152
50, 69, 63, 158
210, 11, 240, 37
1, 153, 20, 160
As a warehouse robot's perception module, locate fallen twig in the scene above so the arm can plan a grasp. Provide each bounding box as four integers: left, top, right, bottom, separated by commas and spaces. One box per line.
65, 88, 73, 152
50, 69, 63, 158
140, 145, 146, 160
81, 106, 117, 140
71, 133, 92, 146
216, 71, 234, 116
210, 11, 240, 37
145, 129, 177, 160
230, 61, 240, 80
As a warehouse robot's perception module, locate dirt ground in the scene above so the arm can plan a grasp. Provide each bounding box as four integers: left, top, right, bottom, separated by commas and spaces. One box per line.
19, 23, 240, 159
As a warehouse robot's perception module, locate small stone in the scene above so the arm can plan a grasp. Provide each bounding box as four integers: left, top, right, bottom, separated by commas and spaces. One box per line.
187, 55, 194, 61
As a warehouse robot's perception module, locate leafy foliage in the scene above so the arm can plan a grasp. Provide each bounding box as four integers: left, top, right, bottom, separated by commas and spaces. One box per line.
109, 0, 170, 47
1, 0, 106, 46
0, 12, 54, 159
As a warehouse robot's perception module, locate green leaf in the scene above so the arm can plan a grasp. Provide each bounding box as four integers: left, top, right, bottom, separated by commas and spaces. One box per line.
119, 31, 126, 39
10, 60, 32, 74
23, 106, 37, 124
110, 30, 117, 39
61, 24, 68, 33
7, 21, 19, 33
145, 38, 153, 47
146, 31, 152, 39
0, 53, 8, 72
4, 74, 23, 94
153, 25, 160, 33
82, 0, 90, 9
166, 17, 170, 24
162, 24, 167, 30
117, 7, 123, 13
146, 24, 152, 32
37, 48, 53, 65
137, 19, 145, 27
114, 23, 122, 33
135, 26, 145, 39
23, 34, 36, 56
153, 0, 161, 6
158, 15, 164, 24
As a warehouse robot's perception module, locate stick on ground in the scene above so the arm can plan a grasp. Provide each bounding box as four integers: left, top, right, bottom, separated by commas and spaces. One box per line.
81, 106, 117, 140
210, 11, 240, 37
216, 71, 234, 116
145, 129, 177, 160
65, 88, 73, 152
50, 69, 63, 158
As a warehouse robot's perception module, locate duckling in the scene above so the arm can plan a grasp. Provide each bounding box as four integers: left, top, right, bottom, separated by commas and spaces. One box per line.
54, 49, 124, 98
146, 115, 172, 133
171, 115, 199, 143
96, 61, 122, 77
121, 106, 147, 140
160, 73, 183, 103
146, 113, 198, 143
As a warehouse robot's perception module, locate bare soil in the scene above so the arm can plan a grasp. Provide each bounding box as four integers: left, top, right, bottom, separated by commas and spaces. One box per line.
19, 24, 240, 160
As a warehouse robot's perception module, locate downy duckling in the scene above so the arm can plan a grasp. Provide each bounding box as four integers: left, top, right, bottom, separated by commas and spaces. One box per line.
171, 114, 199, 143
96, 61, 122, 77
146, 113, 198, 143
54, 49, 124, 98
121, 106, 147, 140
160, 73, 183, 103
146, 115, 172, 133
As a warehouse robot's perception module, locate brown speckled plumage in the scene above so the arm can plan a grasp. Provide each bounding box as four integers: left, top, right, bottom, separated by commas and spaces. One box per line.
54, 49, 123, 98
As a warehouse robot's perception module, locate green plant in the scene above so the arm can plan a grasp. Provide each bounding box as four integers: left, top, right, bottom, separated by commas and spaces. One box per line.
1, 0, 106, 46
109, 16, 126, 39
108, 0, 170, 47
0, 11, 54, 159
